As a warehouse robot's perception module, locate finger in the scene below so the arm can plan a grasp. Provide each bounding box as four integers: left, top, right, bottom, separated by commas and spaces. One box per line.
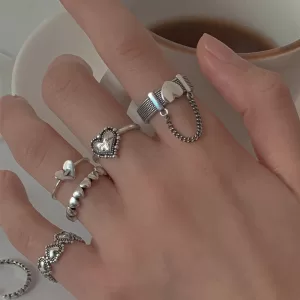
0, 95, 121, 235
0, 171, 100, 299
60, 0, 202, 144
43, 54, 155, 180
197, 34, 300, 194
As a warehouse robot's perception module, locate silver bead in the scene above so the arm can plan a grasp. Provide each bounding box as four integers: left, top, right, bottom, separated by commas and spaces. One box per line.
66, 212, 77, 222
69, 197, 80, 208
88, 171, 99, 181
73, 187, 84, 199
80, 178, 92, 189
66, 206, 77, 217
95, 166, 107, 176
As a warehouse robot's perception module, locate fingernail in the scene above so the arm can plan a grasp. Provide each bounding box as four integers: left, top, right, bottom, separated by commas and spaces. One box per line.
49, 54, 93, 74
201, 34, 247, 67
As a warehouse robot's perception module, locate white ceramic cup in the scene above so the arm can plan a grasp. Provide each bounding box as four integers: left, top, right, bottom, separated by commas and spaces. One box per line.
118, 0, 300, 149
13, 1, 300, 152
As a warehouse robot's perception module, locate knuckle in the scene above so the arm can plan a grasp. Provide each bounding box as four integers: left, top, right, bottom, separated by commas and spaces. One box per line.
117, 37, 144, 61
0, 173, 31, 254
258, 71, 291, 109
116, 36, 150, 72
15, 122, 52, 170
42, 54, 91, 108
256, 71, 289, 97
5, 217, 34, 255
0, 171, 18, 195
0, 96, 34, 137
0, 95, 12, 111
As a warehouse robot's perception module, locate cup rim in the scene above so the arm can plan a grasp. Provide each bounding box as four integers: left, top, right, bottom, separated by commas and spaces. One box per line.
153, 33, 300, 60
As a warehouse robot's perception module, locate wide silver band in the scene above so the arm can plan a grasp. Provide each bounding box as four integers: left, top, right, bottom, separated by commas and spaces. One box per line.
66, 166, 107, 222
52, 158, 90, 200
37, 231, 85, 283
0, 259, 32, 299
137, 75, 193, 123
137, 74, 203, 143
91, 124, 140, 160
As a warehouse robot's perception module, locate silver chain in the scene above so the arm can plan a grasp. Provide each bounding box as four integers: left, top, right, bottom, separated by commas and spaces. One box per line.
160, 92, 203, 143
0, 259, 32, 299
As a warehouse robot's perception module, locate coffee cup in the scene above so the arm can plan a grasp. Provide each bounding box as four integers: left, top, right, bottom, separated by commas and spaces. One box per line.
115, 0, 300, 149
13, 1, 300, 152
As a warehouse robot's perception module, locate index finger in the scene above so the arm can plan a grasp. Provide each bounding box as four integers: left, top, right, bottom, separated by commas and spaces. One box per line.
60, 0, 203, 144
61, 0, 173, 98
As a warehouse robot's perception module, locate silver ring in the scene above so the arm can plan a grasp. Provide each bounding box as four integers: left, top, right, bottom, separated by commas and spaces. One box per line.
91, 124, 140, 160
51, 158, 90, 200
66, 166, 107, 222
137, 74, 193, 123
37, 231, 85, 283
137, 74, 203, 143
0, 259, 32, 299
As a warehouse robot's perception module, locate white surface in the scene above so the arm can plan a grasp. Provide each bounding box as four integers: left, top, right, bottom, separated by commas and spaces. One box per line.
0, 1, 85, 299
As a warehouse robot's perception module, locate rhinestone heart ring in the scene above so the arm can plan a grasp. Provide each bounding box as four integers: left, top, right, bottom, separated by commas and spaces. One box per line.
91, 124, 140, 161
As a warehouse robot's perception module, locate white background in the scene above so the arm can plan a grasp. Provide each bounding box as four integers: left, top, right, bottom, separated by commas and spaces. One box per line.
0, 1, 85, 299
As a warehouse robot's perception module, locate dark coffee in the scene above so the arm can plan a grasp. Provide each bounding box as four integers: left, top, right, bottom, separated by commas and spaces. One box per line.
150, 18, 277, 53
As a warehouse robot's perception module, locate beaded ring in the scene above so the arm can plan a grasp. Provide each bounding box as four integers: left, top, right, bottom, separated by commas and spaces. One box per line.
0, 259, 32, 299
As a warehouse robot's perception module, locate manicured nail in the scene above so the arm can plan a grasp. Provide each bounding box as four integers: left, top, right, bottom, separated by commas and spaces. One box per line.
49, 54, 93, 74
10, 95, 28, 102
201, 34, 246, 67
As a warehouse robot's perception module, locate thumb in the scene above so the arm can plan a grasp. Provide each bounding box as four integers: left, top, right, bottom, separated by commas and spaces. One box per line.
197, 34, 300, 195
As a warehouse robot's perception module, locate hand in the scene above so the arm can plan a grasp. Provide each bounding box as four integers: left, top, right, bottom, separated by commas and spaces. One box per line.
1, 0, 300, 299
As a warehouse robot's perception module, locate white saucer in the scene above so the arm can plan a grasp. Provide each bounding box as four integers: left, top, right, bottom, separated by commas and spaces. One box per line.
12, 12, 108, 154
0, 53, 14, 139
0, 53, 13, 96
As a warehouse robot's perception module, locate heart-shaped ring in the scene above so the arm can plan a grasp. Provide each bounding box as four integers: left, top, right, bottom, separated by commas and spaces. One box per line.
51, 157, 90, 200
91, 124, 140, 160
54, 160, 76, 181
161, 81, 184, 103
91, 127, 120, 159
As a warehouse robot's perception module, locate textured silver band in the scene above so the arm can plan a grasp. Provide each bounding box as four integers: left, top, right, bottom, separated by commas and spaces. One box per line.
137, 75, 193, 123
37, 231, 85, 283
66, 166, 107, 222
0, 259, 32, 299
137, 74, 203, 143
91, 124, 140, 160
52, 158, 90, 200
